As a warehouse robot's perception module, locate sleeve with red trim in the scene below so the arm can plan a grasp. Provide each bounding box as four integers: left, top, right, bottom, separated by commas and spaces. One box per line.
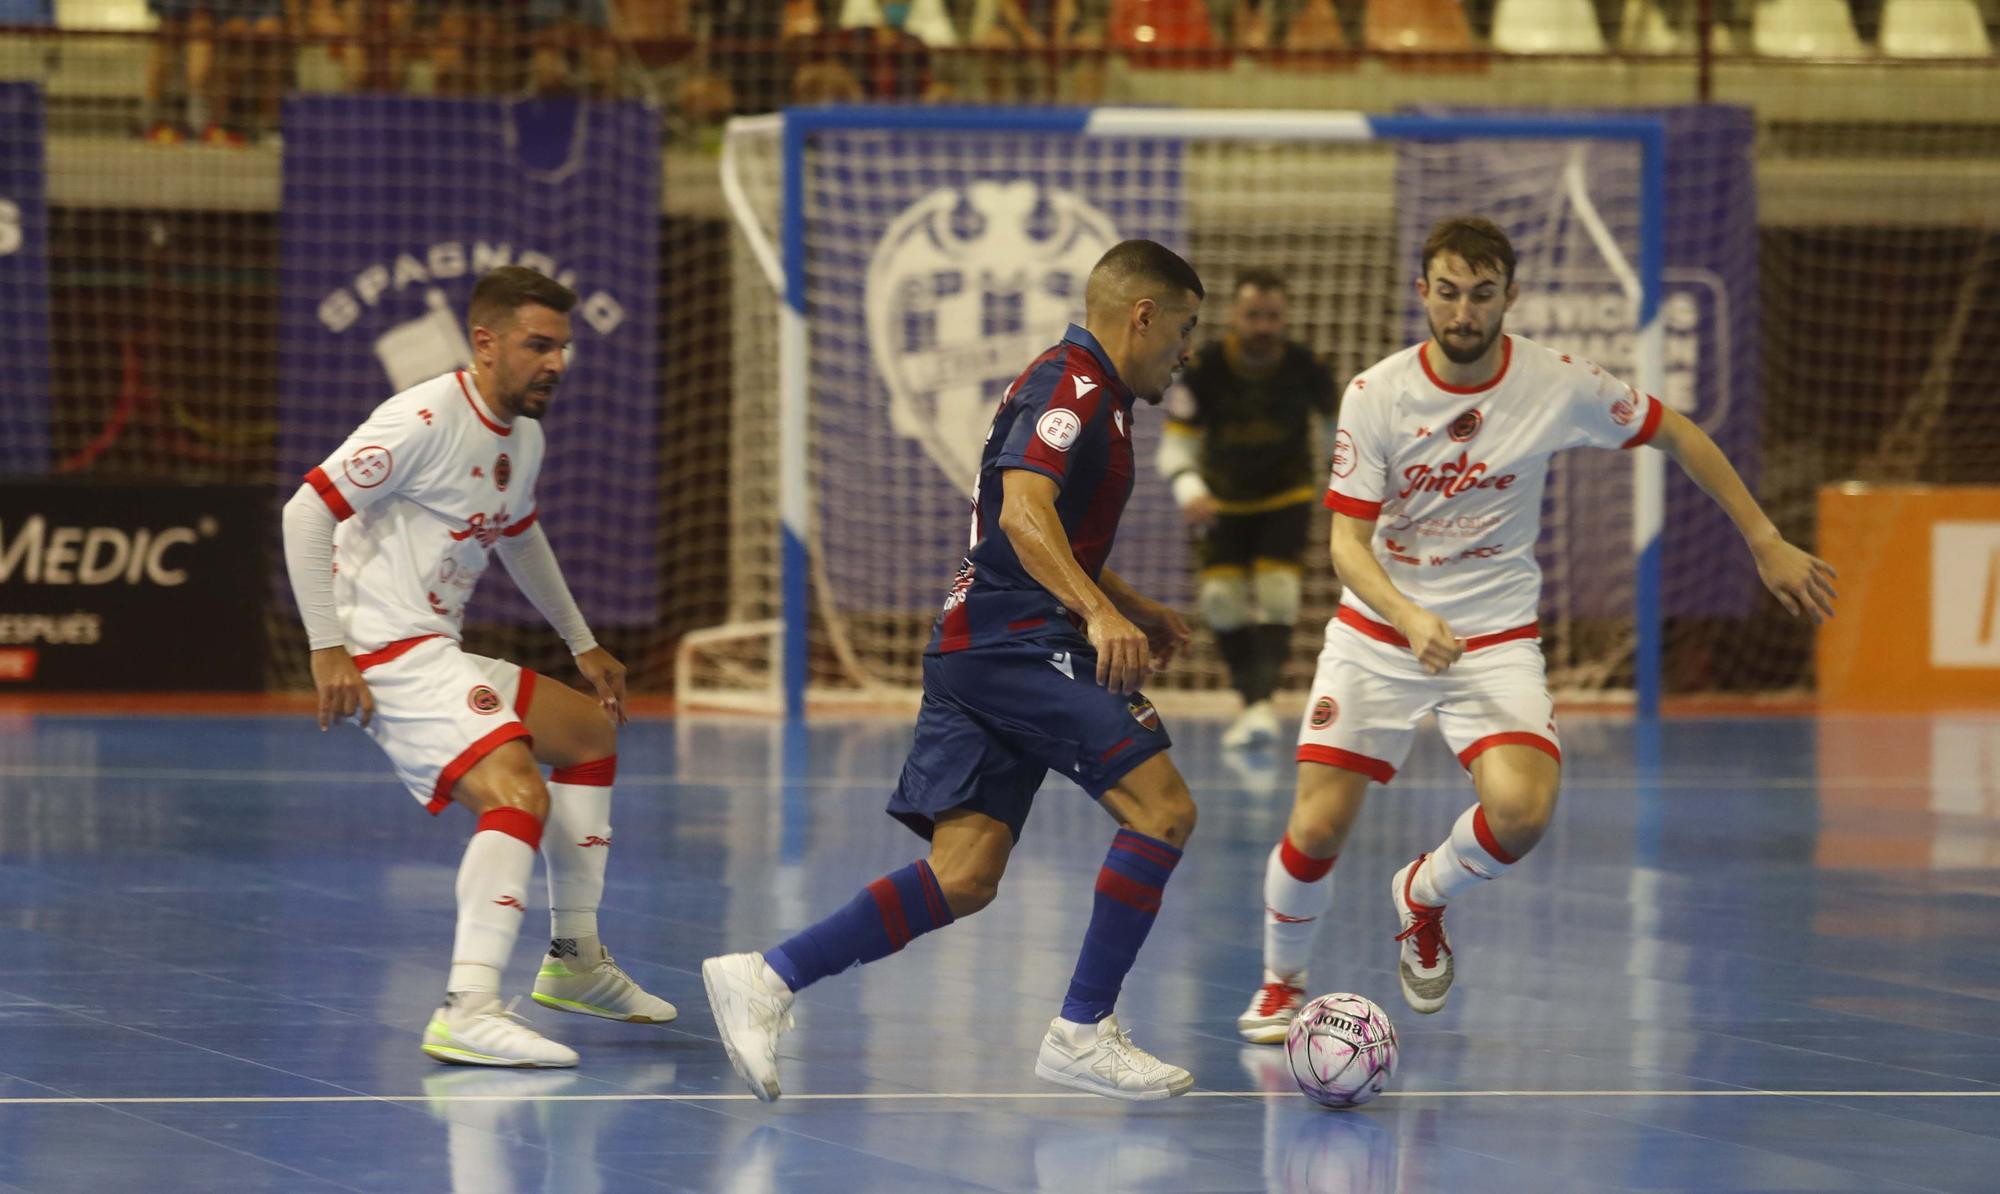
493, 521, 597, 656
281, 484, 346, 649
995, 361, 1106, 489
302, 393, 437, 522
1562, 357, 1664, 452
1322, 376, 1388, 520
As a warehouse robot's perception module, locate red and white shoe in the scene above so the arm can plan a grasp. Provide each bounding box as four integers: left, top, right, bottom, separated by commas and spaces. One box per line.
1392, 856, 1454, 1014
1236, 970, 1307, 1044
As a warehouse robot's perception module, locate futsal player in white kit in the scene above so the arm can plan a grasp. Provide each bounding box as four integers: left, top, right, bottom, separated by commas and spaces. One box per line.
1237, 218, 1839, 1042
281, 266, 677, 1067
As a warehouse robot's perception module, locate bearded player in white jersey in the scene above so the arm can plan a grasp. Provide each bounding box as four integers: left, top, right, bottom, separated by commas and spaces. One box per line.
281, 266, 677, 1068
1236, 218, 1839, 1042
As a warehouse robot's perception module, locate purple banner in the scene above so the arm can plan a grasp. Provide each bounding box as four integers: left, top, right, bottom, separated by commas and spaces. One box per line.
0, 82, 51, 476
1397, 105, 1761, 618
279, 96, 660, 625
811, 133, 1188, 614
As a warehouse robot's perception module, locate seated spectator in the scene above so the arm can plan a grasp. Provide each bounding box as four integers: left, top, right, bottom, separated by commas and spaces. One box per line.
527, 0, 621, 96
142, 1, 290, 146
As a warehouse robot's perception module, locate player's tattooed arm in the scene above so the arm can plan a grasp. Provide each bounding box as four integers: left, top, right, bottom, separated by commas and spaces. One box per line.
1649, 406, 1838, 623
1099, 568, 1193, 670
999, 469, 1151, 693
1329, 512, 1463, 675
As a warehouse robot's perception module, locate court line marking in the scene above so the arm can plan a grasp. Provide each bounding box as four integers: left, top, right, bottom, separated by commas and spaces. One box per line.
1, 1089, 1996, 1106
0, 766, 1975, 794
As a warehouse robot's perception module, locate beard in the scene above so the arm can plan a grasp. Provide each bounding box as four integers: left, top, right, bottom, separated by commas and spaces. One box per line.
516, 380, 557, 419
1429, 315, 1502, 365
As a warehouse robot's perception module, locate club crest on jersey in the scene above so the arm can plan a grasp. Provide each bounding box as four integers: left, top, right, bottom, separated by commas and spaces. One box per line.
1449, 408, 1483, 443
1310, 696, 1339, 729
344, 445, 392, 488
494, 452, 511, 491
467, 685, 502, 714
1128, 696, 1160, 730
865, 181, 1120, 496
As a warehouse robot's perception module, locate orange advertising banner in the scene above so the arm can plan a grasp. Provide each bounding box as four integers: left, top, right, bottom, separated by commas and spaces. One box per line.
1817, 484, 2000, 711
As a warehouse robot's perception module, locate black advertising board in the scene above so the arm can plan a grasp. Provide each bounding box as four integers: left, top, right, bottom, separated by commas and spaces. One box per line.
0, 482, 267, 690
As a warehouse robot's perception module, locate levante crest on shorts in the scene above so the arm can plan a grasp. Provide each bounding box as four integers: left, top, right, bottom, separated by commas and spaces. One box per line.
866, 181, 1119, 495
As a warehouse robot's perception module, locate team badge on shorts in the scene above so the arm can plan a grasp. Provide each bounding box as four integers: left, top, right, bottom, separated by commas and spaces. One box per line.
1449, 408, 1483, 443
1128, 696, 1160, 731
1310, 696, 1339, 729
494, 452, 511, 491
467, 685, 503, 714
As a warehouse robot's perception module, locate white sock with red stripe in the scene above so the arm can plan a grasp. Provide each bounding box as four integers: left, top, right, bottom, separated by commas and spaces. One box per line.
1411, 804, 1518, 907
446, 807, 543, 997
1264, 832, 1336, 979
543, 756, 616, 953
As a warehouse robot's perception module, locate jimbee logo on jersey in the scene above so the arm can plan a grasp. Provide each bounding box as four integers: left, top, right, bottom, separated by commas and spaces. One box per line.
1127, 696, 1160, 731
1310, 696, 1339, 729
467, 684, 502, 714
865, 181, 1119, 495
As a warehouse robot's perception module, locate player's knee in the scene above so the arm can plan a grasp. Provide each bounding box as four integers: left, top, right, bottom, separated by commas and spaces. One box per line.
930, 858, 1004, 917
1132, 774, 1198, 847
466, 752, 551, 821
1198, 575, 1251, 632
1482, 785, 1558, 853
1252, 566, 1302, 625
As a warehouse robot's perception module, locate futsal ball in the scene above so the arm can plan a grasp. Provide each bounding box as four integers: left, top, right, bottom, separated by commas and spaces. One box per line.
1285, 992, 1398, 1109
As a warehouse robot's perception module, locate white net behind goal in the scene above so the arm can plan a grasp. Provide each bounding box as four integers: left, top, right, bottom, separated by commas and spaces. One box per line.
696, 112, 1695, 712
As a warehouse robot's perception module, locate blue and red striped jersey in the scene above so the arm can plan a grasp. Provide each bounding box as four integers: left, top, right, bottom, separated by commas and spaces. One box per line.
928, 325, 1138, 654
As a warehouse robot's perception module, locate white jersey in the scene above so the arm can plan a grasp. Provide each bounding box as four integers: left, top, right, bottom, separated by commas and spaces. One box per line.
303, 370, 544, 654
1323, 334, 1662, 637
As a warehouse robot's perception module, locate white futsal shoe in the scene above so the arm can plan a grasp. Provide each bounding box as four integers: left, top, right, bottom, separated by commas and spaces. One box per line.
702, 952, 795, 1102
1034, 1014, 1194, 1101
1221, 700, 1282, 750
533, 939, 679, 1023
1236, 970, 1308, 1044
422, 995, 579, 1068
1392, 856, 1455, 1014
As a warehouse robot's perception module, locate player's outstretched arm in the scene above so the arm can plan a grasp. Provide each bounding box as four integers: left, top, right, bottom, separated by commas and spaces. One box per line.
1649, 406, 1838, 623
1329, 512, 1463, 675
280, 484, 375, 730
1100, 568, 1193, 670
997, 469, 1150, 694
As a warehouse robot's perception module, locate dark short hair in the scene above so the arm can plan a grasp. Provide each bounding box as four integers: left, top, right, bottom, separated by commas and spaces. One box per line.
467, 266, 577, 333
1421, 217, 1516, 285
1086, 239, 1205, 309
1233, 268, 1287, 297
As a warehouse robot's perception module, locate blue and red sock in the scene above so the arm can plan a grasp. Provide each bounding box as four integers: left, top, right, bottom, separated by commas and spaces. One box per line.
1061, 828, 1183, 1024
764, 859, 954, 993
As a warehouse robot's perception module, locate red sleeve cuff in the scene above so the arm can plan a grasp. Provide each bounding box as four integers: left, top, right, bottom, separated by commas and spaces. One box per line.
1325, 490, 1383, 520
500, 508, 539, 537
304, 467, 356, 521
1621, 395, 1664, 450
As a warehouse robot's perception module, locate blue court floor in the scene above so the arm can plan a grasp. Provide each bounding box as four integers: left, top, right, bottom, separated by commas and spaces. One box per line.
1, 707, 1997, 1192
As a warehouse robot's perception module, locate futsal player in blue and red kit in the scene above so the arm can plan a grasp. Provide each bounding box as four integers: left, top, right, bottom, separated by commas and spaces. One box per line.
704, 240, 1208, 1102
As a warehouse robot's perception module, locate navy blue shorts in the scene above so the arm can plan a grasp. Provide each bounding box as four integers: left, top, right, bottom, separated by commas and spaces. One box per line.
886, 638, 1173, 842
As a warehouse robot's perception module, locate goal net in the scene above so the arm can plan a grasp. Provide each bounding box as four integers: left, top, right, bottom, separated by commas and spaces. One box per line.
693, 106, 1717, 715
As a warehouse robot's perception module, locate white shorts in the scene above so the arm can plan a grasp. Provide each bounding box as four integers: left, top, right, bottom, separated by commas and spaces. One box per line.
1294, 609, 1561, 784
351, 635, 539, 813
